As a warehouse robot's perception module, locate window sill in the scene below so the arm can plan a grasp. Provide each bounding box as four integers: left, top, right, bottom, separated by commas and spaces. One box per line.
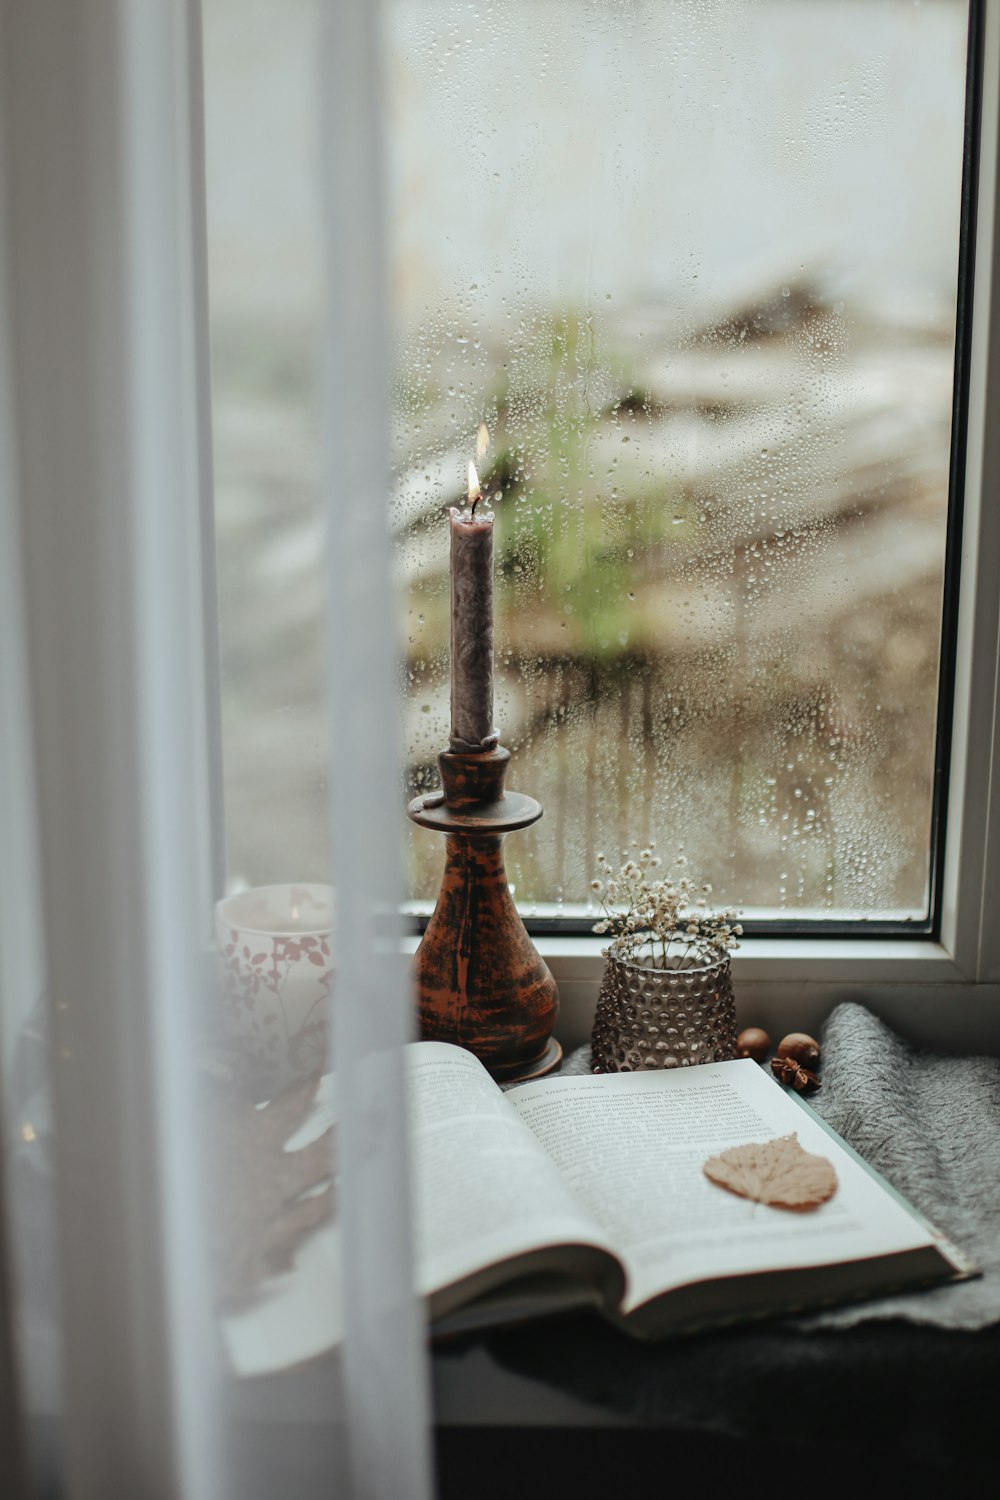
403, 933, 1000, 1054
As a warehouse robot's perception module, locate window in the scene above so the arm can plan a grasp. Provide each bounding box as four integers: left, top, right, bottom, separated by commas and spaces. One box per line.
197, 0, 1000, 1052
205, 0, 987, 963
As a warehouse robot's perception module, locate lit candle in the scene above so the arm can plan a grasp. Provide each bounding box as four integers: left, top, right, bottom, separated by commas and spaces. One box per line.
449, 459, 497, 752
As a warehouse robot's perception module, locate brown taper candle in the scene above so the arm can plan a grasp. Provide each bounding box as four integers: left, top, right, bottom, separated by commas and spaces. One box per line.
449, 463, 497, 753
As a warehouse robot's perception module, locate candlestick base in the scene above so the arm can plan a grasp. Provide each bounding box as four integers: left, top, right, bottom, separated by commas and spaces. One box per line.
408, 745, 561, 1083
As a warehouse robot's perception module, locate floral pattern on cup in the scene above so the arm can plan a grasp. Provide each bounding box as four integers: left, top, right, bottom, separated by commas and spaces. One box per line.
215, 884, 334, 1095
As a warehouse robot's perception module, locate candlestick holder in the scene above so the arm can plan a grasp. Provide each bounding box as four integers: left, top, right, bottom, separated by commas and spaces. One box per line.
408, 744, 562, 1082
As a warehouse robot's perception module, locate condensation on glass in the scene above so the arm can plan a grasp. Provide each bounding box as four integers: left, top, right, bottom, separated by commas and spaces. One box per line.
206, 0, 970, 921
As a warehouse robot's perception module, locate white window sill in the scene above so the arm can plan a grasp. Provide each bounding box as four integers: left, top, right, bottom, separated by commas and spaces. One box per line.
404, 931, 1000, 1055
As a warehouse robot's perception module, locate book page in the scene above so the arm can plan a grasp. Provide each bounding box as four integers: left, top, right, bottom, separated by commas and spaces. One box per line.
508, 1059, 937, 1313
407, 1043, 618, 1295
224, 1042, 617, 1375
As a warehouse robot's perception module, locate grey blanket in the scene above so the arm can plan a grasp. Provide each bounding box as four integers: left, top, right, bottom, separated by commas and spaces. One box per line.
797, 1001, 1000, 1330
557, 1000, 1000, 1331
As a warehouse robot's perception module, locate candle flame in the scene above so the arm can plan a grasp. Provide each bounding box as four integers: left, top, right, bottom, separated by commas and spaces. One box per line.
476, 423, 490, 462
467, 461, 482, 505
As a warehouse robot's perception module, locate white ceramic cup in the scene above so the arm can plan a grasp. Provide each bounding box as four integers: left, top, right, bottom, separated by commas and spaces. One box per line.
215, 883, 334, 1095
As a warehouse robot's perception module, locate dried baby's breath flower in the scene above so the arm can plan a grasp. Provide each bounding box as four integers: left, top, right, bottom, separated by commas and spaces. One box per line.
590, 850, 741, 970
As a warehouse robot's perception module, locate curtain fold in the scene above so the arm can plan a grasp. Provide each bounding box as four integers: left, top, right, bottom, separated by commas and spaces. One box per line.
321, 3, 434, 1495
0, 1, 431, 1494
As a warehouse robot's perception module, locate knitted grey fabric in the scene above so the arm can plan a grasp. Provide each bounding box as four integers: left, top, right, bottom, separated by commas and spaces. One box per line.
795, 1001, 1000, 1330
553, 1001, 1000, 1330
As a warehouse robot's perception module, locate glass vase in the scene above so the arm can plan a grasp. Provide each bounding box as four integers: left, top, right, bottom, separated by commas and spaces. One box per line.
590, 947, 737, 1073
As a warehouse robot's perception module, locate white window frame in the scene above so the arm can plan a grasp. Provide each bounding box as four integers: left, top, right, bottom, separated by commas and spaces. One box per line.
404, 1, 1000, 1056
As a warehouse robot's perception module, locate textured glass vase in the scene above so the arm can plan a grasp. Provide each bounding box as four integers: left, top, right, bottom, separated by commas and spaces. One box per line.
590, 948, 737, 1073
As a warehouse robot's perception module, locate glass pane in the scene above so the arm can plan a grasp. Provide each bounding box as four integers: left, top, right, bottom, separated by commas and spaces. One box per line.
391, 0, 968, 921
207, 0, 970, 922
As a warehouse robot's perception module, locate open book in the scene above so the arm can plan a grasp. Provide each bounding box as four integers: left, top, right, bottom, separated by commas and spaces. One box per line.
224, 1043, 972, 1376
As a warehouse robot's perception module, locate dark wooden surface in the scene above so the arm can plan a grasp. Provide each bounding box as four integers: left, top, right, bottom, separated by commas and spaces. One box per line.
433, 1310, 1000, 1495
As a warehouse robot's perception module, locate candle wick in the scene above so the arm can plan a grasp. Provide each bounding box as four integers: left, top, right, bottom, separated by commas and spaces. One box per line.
470, 492, 480, 519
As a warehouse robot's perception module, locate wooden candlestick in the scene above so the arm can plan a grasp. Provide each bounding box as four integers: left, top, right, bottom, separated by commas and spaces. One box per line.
408, 744, 562, 1082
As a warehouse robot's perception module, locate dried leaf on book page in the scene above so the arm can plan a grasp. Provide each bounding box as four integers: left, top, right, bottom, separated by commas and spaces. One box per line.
703, 1133, 837, 1211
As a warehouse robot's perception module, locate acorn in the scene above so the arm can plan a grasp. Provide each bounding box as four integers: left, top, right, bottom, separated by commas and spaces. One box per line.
735, 1027, 771, 1064
775, 1032, 821, 1069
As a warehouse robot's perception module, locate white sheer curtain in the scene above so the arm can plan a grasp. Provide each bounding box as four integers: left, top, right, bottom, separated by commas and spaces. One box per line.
0, 1, 431, 1495
322, 3, 434, 1495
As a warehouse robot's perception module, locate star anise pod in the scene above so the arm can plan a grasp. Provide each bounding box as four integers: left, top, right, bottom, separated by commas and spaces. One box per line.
770, 1054, 820, 1092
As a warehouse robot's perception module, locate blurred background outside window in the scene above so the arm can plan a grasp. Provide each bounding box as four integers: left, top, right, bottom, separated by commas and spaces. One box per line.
205, 0, 969, 924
